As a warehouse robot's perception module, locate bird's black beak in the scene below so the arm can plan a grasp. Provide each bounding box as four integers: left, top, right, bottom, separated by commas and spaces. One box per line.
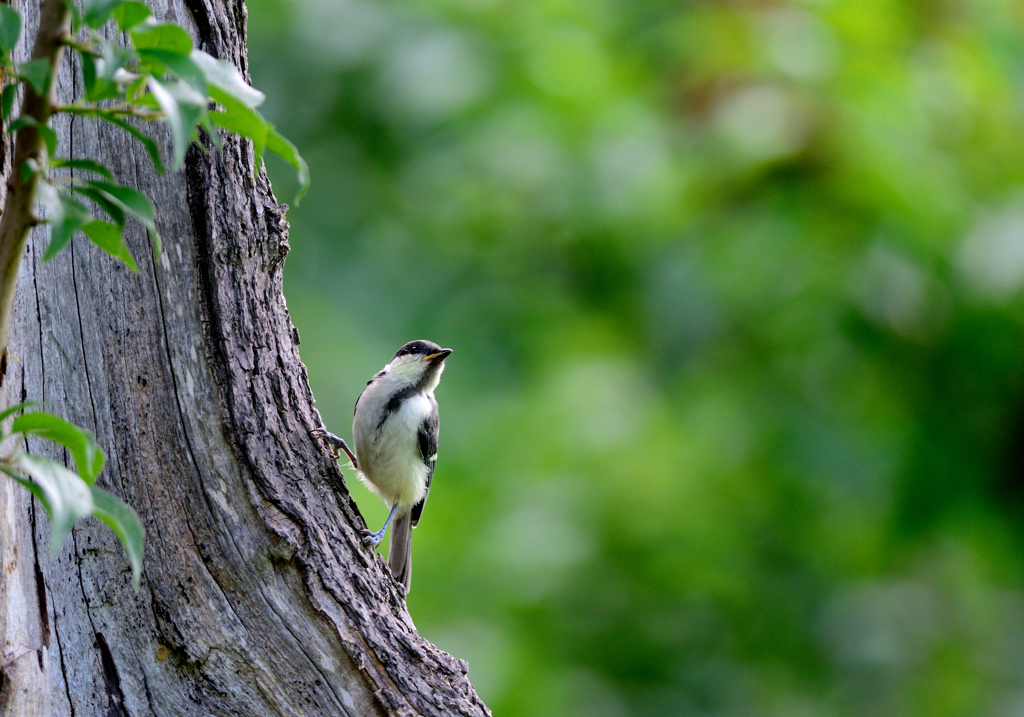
422, 348, 453, 363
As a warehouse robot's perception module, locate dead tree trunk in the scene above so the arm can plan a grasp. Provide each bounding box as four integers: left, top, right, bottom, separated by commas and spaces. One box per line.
0, 0, 490, 714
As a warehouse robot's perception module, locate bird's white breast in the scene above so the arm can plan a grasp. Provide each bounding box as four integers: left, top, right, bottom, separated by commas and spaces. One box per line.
353, 382, 432, 509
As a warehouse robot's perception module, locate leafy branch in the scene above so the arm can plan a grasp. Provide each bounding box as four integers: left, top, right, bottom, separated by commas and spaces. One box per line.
0, 404, 144, 587
0, 0, 310, 588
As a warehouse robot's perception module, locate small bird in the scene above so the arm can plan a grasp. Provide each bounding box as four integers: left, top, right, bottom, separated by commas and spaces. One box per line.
312, 340, 452, 591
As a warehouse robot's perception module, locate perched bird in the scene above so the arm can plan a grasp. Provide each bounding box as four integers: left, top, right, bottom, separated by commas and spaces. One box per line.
312, 340, 452, 591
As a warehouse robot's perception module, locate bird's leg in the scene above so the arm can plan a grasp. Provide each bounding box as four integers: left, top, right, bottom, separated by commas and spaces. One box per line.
310, 426, 359, 468
360, 502, 399, 546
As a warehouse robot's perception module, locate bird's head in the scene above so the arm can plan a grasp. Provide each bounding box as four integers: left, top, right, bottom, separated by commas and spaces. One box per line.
386, 340, 453, 391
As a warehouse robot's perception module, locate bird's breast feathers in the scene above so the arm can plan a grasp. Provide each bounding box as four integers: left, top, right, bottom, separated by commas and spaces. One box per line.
354, 389, 433, 508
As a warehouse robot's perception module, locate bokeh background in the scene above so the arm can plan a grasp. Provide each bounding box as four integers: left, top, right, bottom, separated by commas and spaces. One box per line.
245, 0, 1024, 715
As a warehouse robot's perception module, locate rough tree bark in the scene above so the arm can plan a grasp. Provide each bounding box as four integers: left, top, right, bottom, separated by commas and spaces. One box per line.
0, 0, 491, 714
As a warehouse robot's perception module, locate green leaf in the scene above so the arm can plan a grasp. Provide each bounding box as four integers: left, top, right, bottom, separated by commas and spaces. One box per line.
84, 180, 154, 225
81, 52, 97, 95
83, 220, 137, 271
39, 125, 57, 156
18, 58, 51, 95
84, 44, 137, 102
7, 114, 32, 131
0, 401, 44, 425
4, 471, 51, 514
10, 453, 94, 555
82, 0, 124, 29
147, 77, 204, 170
102, 116, 164, 173
12, 411, 106, 483
38, 190, 91, 260
1, 83, 17, 122
10, 114, 56, 156
90, 485, 144, 589
131, 19, 192, 55
49, 157, 114, 179
20, 157, 40, 182
0, 5, 21, 57
80, 180, 161, 253
209, 89, 270, 162
138, 49, 207, 96
113, 0, 150, 30
192, 50, 264, 108
209, 95, 308, 203
71, 185, 125, 227
47, 195, 91, 258
267, 128, 309, 205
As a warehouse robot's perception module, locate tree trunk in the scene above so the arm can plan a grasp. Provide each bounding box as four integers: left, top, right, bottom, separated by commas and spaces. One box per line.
0, 0, 490, 714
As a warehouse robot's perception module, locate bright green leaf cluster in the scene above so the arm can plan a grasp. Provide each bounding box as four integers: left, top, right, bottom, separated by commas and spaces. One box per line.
68, 0, 309, 196
0, 0, 308, 275
0, 404, 144, 588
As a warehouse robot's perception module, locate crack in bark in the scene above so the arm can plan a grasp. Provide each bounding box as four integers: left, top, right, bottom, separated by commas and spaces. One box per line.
28, 500, 49, 651
50, 582, 77, 717
95, 633, 128, 717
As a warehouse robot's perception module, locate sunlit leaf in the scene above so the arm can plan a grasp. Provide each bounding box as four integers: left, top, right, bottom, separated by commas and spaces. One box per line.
0, 401, 44, 425
147, 77, 204, 169
192, 50, 264, 108
12, 411, 106, 483
138, 49, 207, 96
209, 89, 270, 163
9, 453, 93, 555
90, 485, 145, 589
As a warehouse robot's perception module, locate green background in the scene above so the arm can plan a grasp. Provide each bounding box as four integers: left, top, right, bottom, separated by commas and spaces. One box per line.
246, 0, 1024, 714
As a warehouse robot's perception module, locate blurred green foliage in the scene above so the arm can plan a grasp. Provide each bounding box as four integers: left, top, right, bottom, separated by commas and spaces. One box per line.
246, 0, 1024, 714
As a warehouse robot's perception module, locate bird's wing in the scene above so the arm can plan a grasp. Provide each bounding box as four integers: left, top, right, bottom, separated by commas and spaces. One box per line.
411, 396, 439, 527
354, 369, 387, 415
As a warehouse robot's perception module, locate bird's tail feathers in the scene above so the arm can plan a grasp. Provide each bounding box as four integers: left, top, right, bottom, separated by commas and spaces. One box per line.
387, 511, 413, 592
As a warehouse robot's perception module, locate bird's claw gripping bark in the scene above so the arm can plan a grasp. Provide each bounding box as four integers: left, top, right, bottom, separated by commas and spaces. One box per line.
311, 427, 358, 467
359, 527, 385, 546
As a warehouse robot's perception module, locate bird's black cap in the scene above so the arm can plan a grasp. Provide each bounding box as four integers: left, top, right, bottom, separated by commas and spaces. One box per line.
393, 340, 452, 361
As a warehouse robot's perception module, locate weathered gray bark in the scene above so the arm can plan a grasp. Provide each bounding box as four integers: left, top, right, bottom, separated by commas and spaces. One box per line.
0, 0, 490, 714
